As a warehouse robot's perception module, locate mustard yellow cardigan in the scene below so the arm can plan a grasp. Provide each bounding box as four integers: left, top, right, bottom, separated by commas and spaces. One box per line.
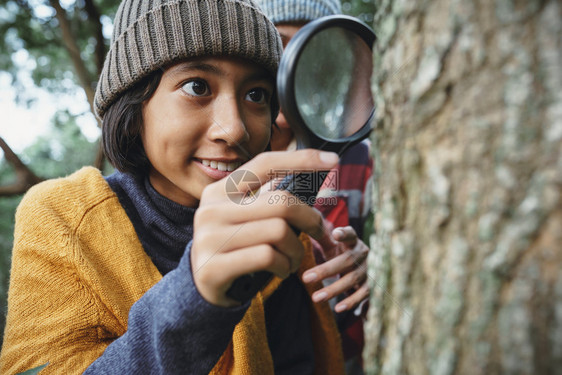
0, 167, 344, 374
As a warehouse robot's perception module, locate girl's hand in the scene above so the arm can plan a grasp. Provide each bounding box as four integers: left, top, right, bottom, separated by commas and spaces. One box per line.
302, 226, 370, 313
190, 150, 338, 307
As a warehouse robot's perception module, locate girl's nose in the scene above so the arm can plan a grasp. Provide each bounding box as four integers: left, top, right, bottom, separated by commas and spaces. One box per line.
207, 95, 250, 147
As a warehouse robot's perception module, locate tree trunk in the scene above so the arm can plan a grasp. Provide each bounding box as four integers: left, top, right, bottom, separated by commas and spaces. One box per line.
364, 1, 562, 374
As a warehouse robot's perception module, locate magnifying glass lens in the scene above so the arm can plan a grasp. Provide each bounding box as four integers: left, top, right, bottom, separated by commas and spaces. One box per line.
294, 27, 374, 141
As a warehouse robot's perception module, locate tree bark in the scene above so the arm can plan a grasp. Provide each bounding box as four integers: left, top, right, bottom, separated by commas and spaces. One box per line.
364, 1, 562, 374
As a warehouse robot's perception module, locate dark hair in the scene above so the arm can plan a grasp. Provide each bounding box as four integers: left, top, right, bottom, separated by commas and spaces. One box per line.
102, 68, 279, 177
102, 71, 163, 177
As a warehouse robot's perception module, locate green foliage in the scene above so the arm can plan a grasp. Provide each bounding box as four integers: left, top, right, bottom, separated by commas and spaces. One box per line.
0, 0, 118, 102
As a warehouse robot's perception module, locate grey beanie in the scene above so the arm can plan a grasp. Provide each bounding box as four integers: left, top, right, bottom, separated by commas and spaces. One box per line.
255, 0, 341, 24
94, 0, 283, 120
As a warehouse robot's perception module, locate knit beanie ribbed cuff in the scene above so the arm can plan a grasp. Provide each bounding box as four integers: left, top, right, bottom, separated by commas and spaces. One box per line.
256, 0, 341, 25
94, 0, 283, 120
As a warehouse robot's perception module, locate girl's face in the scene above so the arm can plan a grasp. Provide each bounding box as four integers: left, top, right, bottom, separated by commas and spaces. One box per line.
141, 57, 274, 207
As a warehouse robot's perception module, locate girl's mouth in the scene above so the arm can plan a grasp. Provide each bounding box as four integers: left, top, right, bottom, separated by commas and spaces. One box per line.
195, 158, 245, 180
199, 159, 243, 172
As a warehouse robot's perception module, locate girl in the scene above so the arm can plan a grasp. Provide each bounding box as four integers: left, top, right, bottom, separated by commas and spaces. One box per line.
1, 0, 364, 373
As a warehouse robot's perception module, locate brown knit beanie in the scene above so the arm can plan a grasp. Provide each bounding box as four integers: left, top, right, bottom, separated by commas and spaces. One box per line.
94, 0, 283, 120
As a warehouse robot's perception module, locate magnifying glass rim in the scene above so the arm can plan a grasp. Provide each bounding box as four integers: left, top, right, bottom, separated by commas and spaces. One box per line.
277, 15, 376, 149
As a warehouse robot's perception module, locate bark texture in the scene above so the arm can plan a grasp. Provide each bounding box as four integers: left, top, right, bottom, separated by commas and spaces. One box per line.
364, 1, 562, 374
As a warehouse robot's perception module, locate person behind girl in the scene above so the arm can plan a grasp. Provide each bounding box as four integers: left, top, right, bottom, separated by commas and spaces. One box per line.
256, 0, 374, 373
0, 0, 366, 373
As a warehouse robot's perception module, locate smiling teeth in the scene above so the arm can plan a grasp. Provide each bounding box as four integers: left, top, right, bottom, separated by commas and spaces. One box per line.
201, 159, 241, 172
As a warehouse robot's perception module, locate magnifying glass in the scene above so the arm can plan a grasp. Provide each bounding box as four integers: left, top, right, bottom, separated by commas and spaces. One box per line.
278, 15, 375, 153
227, 15, 376, 303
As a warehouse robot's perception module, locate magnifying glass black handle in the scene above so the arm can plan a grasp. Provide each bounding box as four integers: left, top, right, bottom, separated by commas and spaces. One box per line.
225, 172, 323, 304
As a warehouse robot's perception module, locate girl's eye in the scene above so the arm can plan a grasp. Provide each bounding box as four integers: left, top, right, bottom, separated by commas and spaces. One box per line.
181, 79, 210, 96
245, 88, 269, 104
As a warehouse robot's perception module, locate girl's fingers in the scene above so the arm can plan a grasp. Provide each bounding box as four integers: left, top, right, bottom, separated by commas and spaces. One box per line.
199, 150, 338, 241
193, 244, 296, 306
204, 149, 339, 198
194, 218, 305, 272
240, 149, 339, 186
196, 189, 327, 241
217, 244, 296, 280
192, 149, 339, 306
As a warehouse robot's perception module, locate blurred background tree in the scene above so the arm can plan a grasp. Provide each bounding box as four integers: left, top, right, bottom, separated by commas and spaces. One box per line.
0, 0, 375, 349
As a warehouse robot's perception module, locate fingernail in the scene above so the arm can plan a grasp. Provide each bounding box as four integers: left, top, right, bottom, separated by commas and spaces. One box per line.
319, 151, 339, 165
302, 272, 317, 283
332, 228, 345, 239
335, 304, 348, 313
312, 291, 327, 302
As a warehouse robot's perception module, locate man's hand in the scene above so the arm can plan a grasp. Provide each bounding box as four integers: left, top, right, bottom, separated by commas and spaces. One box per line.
302, 226, 370, 313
